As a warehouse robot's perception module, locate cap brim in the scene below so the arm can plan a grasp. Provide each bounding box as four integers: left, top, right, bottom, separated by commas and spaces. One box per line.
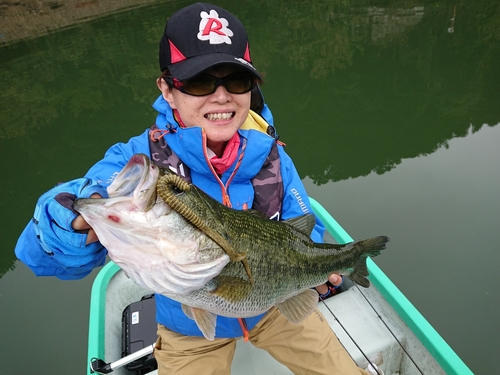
168, 53, 261, 80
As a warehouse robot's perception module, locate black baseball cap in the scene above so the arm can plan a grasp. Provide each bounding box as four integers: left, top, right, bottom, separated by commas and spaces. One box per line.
159, 3, 260, 80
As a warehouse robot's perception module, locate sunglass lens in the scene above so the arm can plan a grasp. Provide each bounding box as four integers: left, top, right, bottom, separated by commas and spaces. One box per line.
179, 73, 255, 96
226, 73, 254, 94
183, 75, 215, 96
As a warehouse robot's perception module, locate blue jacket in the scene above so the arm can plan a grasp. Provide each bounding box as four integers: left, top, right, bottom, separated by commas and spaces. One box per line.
15, 95, 325, 338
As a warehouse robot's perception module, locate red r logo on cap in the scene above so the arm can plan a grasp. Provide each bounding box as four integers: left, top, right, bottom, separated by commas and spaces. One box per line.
198, 10, 233, 44
202, 18, 225, 36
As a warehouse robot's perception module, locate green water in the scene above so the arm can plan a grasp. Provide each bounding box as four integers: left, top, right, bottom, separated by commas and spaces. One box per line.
1, 1, 498, 374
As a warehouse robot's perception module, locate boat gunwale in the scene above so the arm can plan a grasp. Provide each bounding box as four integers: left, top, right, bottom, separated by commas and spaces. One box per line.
308, 198, 473, 375
87, 260, 120, 373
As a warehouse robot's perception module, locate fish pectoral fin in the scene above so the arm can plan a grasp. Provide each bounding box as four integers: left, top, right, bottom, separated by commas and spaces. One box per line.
201, 228, 253, 284
230, 251, 246, 262
276, 289, 319, 324
240, 258, 254, 285
181, 304, 217, 341
210, 276, 253, 302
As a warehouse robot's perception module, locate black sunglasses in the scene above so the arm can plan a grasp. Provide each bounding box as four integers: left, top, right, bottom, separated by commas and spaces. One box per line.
163, 72, 256, 96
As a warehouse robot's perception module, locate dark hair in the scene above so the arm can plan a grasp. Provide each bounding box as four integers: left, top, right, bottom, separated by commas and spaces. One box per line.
160, 69, 173, 88
250, 85, 264, 115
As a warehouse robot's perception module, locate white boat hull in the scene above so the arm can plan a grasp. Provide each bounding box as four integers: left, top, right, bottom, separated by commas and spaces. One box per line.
91, 264, 444, 375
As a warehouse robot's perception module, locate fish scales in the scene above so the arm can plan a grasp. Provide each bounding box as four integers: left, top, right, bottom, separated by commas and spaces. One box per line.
160, 174, 381, 285
156, 172, 389, 331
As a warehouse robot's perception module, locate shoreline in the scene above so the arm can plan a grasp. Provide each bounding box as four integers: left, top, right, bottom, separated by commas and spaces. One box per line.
0, 0, 160, 46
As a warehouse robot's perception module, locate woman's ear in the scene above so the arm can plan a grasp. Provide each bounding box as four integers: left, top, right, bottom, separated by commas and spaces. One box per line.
156, 77, 163, 91
156, 78, 176, 109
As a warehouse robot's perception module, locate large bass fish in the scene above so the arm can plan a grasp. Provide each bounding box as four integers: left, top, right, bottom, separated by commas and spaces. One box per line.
74, 154, 389, 340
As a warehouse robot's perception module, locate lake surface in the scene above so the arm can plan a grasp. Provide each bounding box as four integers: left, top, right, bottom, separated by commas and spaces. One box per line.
1, 1, 498, 374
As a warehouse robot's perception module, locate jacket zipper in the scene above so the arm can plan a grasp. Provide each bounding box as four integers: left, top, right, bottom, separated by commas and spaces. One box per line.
201, 132, 247, 208
201, 131, 249, 341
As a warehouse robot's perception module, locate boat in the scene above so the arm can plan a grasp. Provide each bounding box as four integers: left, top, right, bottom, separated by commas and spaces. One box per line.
86, 198, 473, 375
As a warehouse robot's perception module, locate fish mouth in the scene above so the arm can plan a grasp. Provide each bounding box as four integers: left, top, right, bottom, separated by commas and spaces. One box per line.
75, 154, 161, 217
107, 153, 159, 211
204, 112, 235, 121
73, 197, 107, 212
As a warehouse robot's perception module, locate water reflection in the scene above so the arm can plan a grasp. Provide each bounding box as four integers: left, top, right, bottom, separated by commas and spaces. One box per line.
2, 1, 498, 178
367, 6, 424, 41
260, 1, 499, 184
0, 1, 499, 374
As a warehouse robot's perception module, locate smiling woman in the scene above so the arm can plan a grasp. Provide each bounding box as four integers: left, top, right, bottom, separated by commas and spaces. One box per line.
157, 65, 254, 157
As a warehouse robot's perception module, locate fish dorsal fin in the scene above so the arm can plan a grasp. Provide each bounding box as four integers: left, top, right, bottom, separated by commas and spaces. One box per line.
245, 209, 269, 219
276, 289, 319, 324
283, 214, 317, 237
181, 304, 217, 341
210, 276, 253, 303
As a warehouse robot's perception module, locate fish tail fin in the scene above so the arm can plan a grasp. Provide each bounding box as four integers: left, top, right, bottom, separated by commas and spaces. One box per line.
355, 235, 390, 257
349, 236, 390, 288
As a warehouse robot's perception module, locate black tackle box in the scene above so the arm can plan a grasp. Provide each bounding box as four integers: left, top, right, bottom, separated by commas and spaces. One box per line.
122, 294, 158, 374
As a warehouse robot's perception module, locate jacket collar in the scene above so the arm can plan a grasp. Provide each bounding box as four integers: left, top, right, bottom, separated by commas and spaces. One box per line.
152, 95, 276, 183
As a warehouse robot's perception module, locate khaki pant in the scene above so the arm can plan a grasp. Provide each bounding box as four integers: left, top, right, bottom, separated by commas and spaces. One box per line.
154, 307, 369, 375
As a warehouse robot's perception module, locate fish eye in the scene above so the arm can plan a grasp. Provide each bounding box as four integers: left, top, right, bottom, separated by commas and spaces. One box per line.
170, 185, 185, 196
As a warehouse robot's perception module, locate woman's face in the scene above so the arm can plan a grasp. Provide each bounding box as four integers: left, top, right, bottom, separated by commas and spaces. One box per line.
157, 65, 252, 156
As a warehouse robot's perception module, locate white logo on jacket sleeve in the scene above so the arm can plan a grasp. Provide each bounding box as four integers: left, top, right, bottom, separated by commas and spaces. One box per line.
197, 10, 233, 44
291, 188, 310, 214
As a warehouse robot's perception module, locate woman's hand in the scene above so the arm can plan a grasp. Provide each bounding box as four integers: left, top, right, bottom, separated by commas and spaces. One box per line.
72, 193, 101, 244
315, 273, 343, 296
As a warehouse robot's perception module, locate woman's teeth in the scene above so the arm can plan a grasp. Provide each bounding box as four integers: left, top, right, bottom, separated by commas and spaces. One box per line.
205, 112, 234, 121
